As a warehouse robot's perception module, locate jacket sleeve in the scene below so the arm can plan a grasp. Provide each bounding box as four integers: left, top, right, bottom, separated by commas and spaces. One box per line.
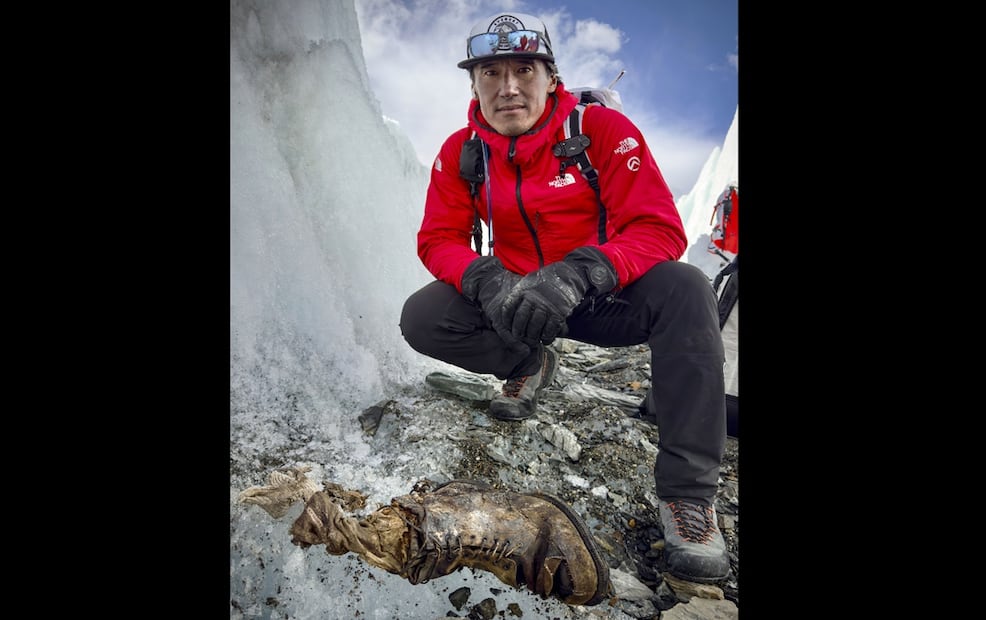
417, 128, 483, 292
581, 106, 688, 287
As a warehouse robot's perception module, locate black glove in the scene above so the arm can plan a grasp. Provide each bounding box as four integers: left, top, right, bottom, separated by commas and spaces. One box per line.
461, 256, 531, 355
501, 247, 618, 344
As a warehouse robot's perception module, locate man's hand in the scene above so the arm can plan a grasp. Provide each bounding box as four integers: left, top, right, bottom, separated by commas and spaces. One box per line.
462, 256, 532, 355
501, 262, 585, 344
501, 247, 618, 345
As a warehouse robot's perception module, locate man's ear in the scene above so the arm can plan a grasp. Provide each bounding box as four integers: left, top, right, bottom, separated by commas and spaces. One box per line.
547, 75, 558, 93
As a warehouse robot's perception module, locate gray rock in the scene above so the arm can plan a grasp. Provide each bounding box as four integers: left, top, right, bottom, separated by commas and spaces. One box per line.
660, 597, 738, 620
425, 371, 495, 401
609, 567, 656, 601
537, 422, 582, 461
561, 383, 643, 412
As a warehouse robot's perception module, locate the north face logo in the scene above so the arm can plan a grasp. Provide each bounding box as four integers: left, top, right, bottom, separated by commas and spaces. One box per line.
548, 173, 576, 188
614, 137, 639, 155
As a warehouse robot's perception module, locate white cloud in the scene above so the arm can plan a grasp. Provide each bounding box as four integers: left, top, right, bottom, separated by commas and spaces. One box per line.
572, 19, 624, 54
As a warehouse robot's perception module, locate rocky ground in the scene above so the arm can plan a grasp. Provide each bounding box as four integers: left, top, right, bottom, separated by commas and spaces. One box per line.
231, 337, 738, 619
357, 339, 739, 619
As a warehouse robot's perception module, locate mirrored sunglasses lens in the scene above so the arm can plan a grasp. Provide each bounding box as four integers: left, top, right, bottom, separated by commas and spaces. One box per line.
507, 31, 539, 52
469, 33, 498, 58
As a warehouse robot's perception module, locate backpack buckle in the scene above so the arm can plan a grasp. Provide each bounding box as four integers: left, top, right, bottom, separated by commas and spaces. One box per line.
552, 134, 590, 158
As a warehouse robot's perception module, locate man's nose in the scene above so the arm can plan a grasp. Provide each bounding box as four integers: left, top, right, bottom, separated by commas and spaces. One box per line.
499, 73, 520, 96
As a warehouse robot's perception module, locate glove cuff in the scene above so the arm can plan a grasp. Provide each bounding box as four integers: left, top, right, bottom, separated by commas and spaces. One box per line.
461, 256, 504, 301
563, 247, 619, 295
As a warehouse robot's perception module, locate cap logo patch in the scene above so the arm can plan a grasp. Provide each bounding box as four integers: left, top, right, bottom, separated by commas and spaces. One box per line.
488, 15, 524, 32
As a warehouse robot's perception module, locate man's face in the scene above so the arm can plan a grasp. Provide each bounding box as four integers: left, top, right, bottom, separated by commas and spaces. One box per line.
472, 59, 557, 136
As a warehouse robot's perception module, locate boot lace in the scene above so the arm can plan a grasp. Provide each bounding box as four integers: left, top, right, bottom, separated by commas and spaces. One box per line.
502, 350, 548, 398
439, 533, 518, 561
501, 376, 529, 398
667, 501, 717, 544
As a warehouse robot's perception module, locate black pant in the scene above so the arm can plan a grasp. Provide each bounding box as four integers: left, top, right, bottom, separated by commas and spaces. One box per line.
400, 260, 725, 502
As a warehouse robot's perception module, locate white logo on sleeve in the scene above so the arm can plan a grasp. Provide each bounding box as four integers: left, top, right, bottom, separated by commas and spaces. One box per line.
548, 172, 576, 188
614, 137, 640, 155
627, 156, 640, 171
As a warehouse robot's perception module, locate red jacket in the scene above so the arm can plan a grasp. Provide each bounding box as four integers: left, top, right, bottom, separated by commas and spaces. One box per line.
417, 83, 686, 292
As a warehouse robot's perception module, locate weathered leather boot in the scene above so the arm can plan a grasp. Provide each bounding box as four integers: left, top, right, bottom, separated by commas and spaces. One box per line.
241, 470, 611, 606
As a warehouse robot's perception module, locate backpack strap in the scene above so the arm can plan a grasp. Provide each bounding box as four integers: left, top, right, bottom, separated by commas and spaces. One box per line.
461, 103, 611, 254
552, 103, 607, 243
459, 131, 487, 254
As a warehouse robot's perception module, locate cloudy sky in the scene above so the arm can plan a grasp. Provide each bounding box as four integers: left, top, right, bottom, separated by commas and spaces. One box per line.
354, 0, 738, 199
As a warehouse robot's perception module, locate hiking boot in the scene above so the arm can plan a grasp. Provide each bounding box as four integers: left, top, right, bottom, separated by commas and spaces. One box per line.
489, 346, 558, 420
284, 477, 612, 606
657, 498, 729, 583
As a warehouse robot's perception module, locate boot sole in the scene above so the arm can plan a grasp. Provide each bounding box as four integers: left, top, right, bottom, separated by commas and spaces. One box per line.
488, 405, 535, 421
667, 567, 730, 584
527, 489, 611, 605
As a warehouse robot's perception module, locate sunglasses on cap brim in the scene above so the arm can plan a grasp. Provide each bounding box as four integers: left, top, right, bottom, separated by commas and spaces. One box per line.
467, 30, 548, 59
